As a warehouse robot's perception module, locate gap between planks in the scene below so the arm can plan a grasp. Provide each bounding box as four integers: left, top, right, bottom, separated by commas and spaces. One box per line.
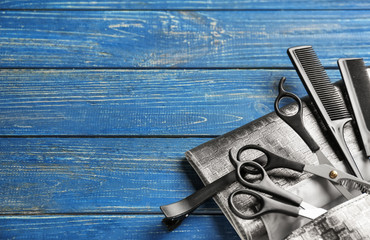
0, 135, 220, 138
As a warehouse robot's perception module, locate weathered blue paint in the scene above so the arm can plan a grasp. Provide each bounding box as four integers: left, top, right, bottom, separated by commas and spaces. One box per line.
0, 138, 220, 214
0, 2, 368, 239
0, 69, 342, 135
0, 215, 239, 239
1, 11, 370, 68
1, 0, 370, 10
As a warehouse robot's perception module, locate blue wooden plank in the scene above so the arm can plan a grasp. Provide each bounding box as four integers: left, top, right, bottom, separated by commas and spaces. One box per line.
1, 11, 370, 68
0, 215, 239, 240
0, 138, 223, 214
0, 69, 342, 136
1, 0, 370, 10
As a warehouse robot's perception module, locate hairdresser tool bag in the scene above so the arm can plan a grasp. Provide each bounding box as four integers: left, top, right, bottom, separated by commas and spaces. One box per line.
183, 97, 370, 240
161, 45, 370, 239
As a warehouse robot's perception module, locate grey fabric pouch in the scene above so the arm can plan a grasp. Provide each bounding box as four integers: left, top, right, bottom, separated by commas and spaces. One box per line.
286, 194, 370, 239
185, 101, 370, 239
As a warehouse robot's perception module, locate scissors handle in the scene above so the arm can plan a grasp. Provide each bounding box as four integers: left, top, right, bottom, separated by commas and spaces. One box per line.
229, 144, 305, 173
274, 77, 319, 153
234, 161, 302, 206
229, 189, 300, 219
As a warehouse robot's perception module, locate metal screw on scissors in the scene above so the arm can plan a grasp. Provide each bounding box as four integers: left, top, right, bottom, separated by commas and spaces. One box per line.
228, 161, 327, 220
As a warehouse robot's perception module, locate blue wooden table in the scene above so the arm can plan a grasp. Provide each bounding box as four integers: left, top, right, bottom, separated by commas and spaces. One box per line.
1, 1, 370, 239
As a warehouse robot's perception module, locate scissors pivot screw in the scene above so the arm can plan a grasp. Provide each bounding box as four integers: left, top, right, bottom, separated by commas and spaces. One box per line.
329, 170, 338, 179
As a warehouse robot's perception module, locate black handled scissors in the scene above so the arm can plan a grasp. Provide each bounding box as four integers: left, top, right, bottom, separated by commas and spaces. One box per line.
228, 160, 326, 219
274, 77, 362, 199
229, 144, 370, 197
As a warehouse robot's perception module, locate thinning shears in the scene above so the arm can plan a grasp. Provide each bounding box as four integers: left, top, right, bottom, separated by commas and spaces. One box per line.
274, 77, 366, 198
229, 144, 370, 204
228, 160, 326, 220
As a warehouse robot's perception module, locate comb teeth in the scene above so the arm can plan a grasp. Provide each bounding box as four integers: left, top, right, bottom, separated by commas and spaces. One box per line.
292, 47, 351, 121
339, 179, 370, 194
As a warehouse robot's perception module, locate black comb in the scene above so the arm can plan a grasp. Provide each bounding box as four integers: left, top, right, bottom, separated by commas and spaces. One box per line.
288, 46, 364, 179
338, 58, 370, 157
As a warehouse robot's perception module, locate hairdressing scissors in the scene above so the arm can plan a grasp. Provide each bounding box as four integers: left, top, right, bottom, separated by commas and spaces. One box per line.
274, 77, 368, 199
229, 144, 370, 198
228, 160, 327, 219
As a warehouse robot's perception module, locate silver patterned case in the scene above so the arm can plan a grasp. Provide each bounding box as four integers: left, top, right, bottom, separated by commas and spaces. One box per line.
185, 98, 370, 240
286, 194, 370, 240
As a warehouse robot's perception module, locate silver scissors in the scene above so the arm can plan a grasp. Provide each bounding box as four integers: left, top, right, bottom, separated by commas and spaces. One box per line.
228, 159, 326, 220
229, 144, 370, 199
274, 77, 368, 198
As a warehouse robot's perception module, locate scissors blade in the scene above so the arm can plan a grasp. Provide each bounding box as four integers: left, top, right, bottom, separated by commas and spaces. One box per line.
304, 164, 370, 193
299, 201, 318, 210
298, 205, 326, 220
315, 149, 334, 166
314, 150, 358, 199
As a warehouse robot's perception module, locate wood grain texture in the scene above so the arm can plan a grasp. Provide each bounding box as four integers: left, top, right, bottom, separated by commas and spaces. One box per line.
1, 11, 370, 68
0, 69, 342, 136
0, 215, 238, 239
1, 0, 370, 10
2, 2, 368, 239
0, 138, 220, 214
